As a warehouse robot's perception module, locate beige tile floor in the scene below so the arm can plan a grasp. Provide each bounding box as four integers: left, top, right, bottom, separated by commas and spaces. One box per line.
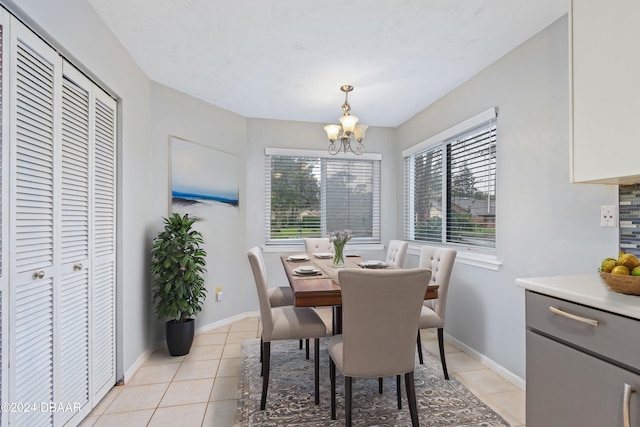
79, 308, 525, 426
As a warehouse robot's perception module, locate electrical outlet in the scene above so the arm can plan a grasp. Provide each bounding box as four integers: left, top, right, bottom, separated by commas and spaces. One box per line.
216, 286, 223, 302
600, 205, 617, 228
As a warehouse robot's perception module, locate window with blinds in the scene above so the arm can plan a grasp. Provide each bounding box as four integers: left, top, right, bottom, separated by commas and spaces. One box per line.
403, 108, 497, 249
265, 148, 381, 244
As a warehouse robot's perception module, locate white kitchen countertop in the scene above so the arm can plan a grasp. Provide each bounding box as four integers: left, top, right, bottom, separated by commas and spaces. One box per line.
516, 274, 640, 320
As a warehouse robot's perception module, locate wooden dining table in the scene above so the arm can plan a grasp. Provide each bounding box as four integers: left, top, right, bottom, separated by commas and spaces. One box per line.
280, 254, 438, 333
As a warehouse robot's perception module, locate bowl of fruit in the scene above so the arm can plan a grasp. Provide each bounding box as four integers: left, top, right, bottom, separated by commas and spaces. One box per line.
599, 253, 640, 296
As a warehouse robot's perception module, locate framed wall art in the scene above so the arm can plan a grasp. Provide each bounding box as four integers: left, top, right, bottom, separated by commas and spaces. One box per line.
170, 136, 239, 217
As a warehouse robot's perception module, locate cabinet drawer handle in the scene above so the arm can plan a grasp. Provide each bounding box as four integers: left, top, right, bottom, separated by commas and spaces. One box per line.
74, 263, 83, 271
549, 306, 599, 327
33, 270, 45, 280
623, 383, 635, 427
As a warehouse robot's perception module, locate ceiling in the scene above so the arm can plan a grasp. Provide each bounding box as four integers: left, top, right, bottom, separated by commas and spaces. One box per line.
87, 0, 567, 128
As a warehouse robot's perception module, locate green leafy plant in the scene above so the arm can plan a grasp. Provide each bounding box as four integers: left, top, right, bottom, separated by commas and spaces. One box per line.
151, 213, 207, 323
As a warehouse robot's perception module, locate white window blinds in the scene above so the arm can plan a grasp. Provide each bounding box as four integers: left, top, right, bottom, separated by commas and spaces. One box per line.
403, 108, 497, 249
265, 149, 381, 244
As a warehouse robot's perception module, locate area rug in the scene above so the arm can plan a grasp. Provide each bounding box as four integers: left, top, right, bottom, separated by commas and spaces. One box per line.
236, 338, 510, 426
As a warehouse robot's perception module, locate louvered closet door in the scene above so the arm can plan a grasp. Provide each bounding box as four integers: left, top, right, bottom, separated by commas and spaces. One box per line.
90, 82, 116, 404
8, 19, 61, 427
7, 17, 117, 426
57, 63, 91, 426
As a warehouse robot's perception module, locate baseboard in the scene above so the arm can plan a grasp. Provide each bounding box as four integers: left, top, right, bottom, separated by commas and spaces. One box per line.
444, 331, 526, 391
195, 311, 259, 334
124, 314, 525, 393
123, 346, 155, 384
123, 311, 261, 384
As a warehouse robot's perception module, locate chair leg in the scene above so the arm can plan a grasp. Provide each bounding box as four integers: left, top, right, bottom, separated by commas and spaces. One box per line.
299, 339, 303, 349
260, 337, 265, 377
314, 338, 320, 404
416, 330, 424, 365
306, 338, 310, 359
405, 371, 420, 427
332, 308, 337, 336
437, 328, 449, 380
396, 375, 402, 409
260, 341, 271, 410
378, 377, 383, 394
345, 376, 353, 427
330, 359, 336, 420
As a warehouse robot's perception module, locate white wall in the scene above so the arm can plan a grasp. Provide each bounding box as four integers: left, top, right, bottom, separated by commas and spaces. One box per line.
396, 15, 619, 380
149, 82, 248, 337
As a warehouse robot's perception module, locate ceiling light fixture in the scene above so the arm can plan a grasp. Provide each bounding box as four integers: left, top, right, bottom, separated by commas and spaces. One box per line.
324, 85, 367, 155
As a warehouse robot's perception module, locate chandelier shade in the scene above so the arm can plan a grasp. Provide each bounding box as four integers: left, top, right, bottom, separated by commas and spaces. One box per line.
354, 124, 368, 142
323, 124, 342, 142
324, 85, 366, 155
338, 114, 358, 135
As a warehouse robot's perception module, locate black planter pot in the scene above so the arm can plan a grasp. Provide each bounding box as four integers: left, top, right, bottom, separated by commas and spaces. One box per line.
165, 318, 195, 356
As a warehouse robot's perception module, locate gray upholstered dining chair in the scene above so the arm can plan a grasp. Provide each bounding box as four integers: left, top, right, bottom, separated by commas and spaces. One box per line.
417, 246, 457, 379
244, 247, 294, 308
256, 247, 310, 356
266, 285, 294, 308
328, 268, 431, 427
304, 237, 333, 254
247, 247, 327, 410
385, 239, 409, 268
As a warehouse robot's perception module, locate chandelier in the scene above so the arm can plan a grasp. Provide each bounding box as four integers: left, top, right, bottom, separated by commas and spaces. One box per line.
324, 85, 367, 155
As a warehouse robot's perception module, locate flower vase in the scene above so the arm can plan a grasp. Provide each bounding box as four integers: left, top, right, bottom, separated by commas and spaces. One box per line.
333, 243, 345, 267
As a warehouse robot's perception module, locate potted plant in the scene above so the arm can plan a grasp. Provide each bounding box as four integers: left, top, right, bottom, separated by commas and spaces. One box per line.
151, 213, 207, 356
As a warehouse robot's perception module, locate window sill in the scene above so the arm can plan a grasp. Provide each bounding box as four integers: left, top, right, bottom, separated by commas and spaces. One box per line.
407, 244, 502, 271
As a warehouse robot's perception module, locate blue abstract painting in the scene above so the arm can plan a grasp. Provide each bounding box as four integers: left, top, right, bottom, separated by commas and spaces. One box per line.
170, 136, 239, 214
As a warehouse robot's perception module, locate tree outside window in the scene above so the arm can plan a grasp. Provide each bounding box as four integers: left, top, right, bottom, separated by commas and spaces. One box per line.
266, 151, 381, 244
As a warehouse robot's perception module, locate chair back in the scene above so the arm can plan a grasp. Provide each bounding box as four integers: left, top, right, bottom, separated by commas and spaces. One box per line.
418, 246, 457, 319
385, 239, 408, 268
247, 246, 274, 339
337, 268, 431, 378
304, 237, 333, 253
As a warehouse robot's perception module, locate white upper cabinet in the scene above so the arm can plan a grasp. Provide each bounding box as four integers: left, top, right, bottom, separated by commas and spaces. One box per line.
570, 0, 640, 184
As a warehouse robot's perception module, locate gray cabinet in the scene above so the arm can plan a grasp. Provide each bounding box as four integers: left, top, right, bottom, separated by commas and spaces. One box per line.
526, 290, 640, 426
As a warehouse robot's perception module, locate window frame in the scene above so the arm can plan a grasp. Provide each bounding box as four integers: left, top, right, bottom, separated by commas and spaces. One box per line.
402, 107, 498, 253
264, 148, 382, 246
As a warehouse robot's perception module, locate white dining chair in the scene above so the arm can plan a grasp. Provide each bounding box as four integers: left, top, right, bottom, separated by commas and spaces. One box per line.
417, 246, 457, 379
304, 237, 333, 254
247, 247, 327, 410
249, 246, 294, 306
385, 240, 409, 268
252, 247, 310, 355
329, 268, 431, 427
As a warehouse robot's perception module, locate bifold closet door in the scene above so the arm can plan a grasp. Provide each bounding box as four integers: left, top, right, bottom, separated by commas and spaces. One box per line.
9, 19, 61, 427
7, 16, 117, 426
58, 64, 91, 426
88, 73, 117, 407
